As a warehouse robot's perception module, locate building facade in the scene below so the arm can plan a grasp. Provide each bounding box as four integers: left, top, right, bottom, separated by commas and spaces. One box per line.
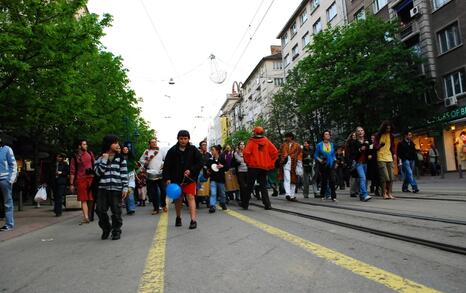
238, 48, 284, 130
387, 0, 466, 172
345, 0, 466, 173
277, 0, 348, 75
209, 47, 285, 145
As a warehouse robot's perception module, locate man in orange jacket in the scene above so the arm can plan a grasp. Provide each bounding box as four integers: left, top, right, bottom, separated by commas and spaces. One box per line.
243, 126, 278, 210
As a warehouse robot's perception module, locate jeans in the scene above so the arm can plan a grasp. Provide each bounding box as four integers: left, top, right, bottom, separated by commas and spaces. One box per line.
402, 160, 418, 191
355, 163, 368, 198
147, 179, 166, 211
125, 188, 136, 213
53, 184, 67, 215
0, 180, 14, 228
303, 168, 317, 197
210, 180, 226, 208
96, 189, 123, 233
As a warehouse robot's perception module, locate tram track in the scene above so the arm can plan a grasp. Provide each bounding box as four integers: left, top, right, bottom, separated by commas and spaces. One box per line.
393, 195, 466, 202
248, 202, 466, 255
272, 198, 466, 226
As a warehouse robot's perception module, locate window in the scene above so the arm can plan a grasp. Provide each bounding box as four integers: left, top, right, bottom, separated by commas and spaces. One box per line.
410, 43, 422, 57
284, 54, 291, 67
433, 0, 451, 10
444, 69, 466, 98
274, 78, 284, 86
292, 44, 299, 59
354, 7, 366, 20
326, 2, 337, 21
273, 61, 283, 70
313, 18, 322, 34
291, 22, 298, 37
311, 0, 320, 10
281, 32, 289, 47
302, 32, 311, 47
438, 22, 461, 54
300, 9, 308, 26
374, 0, 388, 12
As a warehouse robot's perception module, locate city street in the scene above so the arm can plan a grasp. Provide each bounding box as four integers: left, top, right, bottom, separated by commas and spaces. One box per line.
2, 1, 466, 292
1, 178, 465, 293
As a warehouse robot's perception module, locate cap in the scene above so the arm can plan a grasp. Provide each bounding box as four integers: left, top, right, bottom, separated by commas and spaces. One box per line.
253, 126, 264, 135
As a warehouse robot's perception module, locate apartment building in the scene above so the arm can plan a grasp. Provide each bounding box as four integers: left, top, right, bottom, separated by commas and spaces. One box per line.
345, 0, 466, 172
237, 48, 284, 130
346, 0, 392, 22
208, 46, 285, 146
277, 0, 348, 74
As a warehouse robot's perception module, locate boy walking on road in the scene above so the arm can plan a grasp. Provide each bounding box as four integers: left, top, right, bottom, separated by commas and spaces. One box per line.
163, 130, 203, 230
94, 135, 128, 240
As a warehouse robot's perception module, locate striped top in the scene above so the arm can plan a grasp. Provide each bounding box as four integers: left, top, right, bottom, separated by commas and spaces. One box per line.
94, 155, 129, 193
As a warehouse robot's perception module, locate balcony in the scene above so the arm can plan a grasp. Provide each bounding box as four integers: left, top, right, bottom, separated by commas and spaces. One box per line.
400, 21, 419, 41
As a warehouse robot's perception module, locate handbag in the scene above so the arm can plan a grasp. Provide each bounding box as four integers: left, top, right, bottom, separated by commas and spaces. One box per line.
224, 170, 240, 192
296, 161, 304, 176
197, 179, 210, 196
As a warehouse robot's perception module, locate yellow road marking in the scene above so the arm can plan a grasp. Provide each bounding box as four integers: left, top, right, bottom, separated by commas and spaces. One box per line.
226, 209, 442, 293
138, 211, 168, 293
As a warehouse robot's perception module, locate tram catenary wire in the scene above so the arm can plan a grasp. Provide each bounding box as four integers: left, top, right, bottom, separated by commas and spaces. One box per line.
272, 198, 466, 226
248, 203, 466, 255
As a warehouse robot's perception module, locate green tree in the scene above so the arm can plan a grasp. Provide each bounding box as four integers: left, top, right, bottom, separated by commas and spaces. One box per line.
225, 128, 251, 149
269, 16, 434, 144
0, 0, 155, 182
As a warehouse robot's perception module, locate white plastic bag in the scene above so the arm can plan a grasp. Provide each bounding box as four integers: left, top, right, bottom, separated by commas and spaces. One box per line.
34, 186, 47, 202
296, 160, 304, 176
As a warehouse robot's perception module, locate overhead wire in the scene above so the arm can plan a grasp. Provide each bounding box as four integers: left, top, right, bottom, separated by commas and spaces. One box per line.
139, 0, 180, 78
227, 0, 267, 64
230, 0, 276, 78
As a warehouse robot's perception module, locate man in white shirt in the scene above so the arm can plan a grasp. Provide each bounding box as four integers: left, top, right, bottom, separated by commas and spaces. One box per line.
139, 138, 167, 214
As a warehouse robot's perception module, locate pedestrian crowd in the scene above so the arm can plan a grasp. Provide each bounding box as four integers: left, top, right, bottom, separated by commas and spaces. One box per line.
0, 120, 429, 239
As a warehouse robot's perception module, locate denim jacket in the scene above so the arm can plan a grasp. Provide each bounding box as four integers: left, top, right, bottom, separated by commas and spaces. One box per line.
0, 146, 17, 184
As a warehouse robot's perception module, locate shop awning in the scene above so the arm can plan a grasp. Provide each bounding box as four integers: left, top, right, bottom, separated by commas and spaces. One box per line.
393, 0, 413, 13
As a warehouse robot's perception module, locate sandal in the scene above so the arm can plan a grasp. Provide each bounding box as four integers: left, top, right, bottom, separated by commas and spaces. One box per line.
79, 219, 90, 225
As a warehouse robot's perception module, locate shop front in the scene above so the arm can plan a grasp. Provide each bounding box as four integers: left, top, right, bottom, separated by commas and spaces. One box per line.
430, 105, 466, 172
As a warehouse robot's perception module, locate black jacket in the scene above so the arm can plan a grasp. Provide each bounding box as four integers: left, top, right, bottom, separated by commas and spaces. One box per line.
348, 139, 369, 163
162, 143, 203, 184
54, 162, 69, 187
207, 156, 227, 183
302, 146, 314, 170
397, 139, 417, 161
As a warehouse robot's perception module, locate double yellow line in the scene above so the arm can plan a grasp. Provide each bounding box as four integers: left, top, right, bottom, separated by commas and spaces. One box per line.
138, 209, 442, 293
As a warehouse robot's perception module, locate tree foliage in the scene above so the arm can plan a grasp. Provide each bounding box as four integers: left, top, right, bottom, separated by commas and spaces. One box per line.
267, 16, 434, 145
0, 0, 154, 156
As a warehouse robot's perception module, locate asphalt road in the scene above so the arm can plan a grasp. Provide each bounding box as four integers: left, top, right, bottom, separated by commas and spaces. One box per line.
1, 192, 465, 293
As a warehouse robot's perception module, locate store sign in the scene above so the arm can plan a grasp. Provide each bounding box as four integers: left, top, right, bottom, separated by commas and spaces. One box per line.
429, 105, 466, 124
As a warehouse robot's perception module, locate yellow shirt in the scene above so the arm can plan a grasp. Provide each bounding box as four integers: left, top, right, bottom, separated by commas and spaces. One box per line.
377, 133, 393, 162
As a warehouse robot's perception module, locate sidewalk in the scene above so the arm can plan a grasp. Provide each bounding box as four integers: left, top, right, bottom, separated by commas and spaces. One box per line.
393, 172, 466, 195
0, 204, 81, 242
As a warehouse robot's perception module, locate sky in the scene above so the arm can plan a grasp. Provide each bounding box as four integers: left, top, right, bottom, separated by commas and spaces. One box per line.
87, 0, 302, 147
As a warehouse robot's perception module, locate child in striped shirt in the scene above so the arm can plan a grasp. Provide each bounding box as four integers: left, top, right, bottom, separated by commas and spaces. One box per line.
94, 135, 129, 240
